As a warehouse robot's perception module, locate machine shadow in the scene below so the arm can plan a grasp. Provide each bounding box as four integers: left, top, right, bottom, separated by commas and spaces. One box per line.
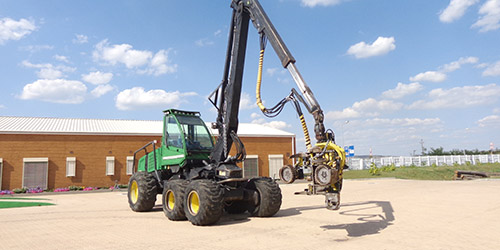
320, 201, 395, 237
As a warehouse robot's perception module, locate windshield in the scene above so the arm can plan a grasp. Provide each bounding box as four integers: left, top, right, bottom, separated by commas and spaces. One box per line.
176, 115, 214, 151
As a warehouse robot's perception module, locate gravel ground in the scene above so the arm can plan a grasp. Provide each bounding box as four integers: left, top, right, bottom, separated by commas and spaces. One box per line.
0, 178, 499, 250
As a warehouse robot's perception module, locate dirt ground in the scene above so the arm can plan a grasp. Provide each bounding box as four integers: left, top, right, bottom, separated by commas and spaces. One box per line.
1, 178, 499, 250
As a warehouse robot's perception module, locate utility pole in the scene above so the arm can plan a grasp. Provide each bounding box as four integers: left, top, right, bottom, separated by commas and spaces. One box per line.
420, 139, 425, 156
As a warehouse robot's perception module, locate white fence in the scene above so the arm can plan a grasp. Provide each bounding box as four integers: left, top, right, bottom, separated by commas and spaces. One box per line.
347, 154, 500, 170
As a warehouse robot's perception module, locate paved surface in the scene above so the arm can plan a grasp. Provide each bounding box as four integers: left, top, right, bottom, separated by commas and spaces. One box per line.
1, 178, 499, 250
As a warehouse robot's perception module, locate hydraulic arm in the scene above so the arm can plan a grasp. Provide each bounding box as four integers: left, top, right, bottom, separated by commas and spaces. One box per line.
209, 0, 347, 210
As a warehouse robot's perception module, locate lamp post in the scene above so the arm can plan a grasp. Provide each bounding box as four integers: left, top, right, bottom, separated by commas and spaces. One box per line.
341, 120, 349, 148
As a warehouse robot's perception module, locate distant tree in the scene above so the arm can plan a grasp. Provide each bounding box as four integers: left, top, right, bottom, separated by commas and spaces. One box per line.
425, 147, 500, 155
427, 147, 445, 155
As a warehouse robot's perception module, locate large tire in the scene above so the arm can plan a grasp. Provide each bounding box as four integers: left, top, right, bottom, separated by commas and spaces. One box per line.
184, 180, 223, 226
162, 179, 188, 221
248, 177, 282, 217
128, 172, 158, 212
279, 165, 297, 184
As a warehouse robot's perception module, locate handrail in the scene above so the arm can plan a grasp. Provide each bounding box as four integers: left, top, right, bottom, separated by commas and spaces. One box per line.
132, 140, 163, 188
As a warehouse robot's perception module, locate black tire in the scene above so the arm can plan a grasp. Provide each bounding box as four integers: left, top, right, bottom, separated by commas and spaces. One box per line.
224, 201, 249, 214
162, 179, 188, 221
127, 171, 158, 212
279, 165, 296, 184
184, 180, 223, 226
248, 177, 282, 217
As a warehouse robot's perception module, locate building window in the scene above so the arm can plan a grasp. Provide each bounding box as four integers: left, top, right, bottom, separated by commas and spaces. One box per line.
66, 157, 76, 177
126, 156, 134, 176
243, 155, 259, 178
106, 156, 115, 176
23, 158, 49, 189
0, 158, 3, 189
268, 154, 284, 180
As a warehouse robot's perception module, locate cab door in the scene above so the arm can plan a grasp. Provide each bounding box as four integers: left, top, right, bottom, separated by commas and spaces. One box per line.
162, 115, 186, 166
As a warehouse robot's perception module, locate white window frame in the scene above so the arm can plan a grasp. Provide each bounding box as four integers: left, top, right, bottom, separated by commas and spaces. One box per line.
126, 156, 134, 176
243, 155, 259, 178
106, 156, 115, 176
23, 157, 49, 189
66, 157, 76, 177
0, 158, 3, 189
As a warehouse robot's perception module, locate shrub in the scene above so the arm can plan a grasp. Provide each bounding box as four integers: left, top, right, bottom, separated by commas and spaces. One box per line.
13, 188, 27, 194
369, 163, 380, 175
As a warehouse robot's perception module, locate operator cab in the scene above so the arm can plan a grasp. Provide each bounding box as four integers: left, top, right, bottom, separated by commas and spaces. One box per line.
163, 109, 214, 153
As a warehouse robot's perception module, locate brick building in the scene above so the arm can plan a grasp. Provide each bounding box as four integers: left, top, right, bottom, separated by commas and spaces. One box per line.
0, 116, 295, 190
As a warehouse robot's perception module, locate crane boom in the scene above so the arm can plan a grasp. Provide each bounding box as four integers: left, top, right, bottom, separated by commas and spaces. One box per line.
208, 0, 346, 210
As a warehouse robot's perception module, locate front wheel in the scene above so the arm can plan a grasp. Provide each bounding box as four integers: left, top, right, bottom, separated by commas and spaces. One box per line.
128, 172, 158, 212
184, 180, 223, 226
248, 177, 282, 217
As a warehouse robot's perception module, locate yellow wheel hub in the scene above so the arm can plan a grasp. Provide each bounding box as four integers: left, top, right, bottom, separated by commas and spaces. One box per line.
130, 180, 139, 204
188, 191, 200, 215
166, 190, 175, 210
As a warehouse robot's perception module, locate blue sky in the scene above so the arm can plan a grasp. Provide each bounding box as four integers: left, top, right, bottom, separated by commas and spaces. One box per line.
1, 0, 500, 156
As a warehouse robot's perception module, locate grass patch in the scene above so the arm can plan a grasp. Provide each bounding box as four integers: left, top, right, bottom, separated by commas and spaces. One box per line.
0, 197, 50, 200
344, 163, 500, 181
0, 201, 55, 209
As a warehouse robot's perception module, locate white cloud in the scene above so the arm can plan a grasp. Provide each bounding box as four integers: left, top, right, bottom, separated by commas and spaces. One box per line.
82, 71, 113, 85
195, 38, 214, 47
91, 84, 114, 98
472, 0, 500, 32
0, 17, 36, 44
53, 55, 70, 63
0, 104, 5, 109
73, 34, 88, 44
93, 40, 151, 68
482, 61, 500, 76
115, 87, 197, 110
251, 118, 291, 130
382, 82, 423, 99
19, 79, 87, 104
409, 83, 500, 109
239, 92, 257, 110
440, 56, 479, 72
365, 117, 442, 127
138, 49, 178, 76
301, 0, 344, 7
93, 40, 177, 76
250, 112, 261, 119
22, 60, 76, 79
410, 57, 478, 83
477, 115, 500, 127
326, 98, 403, 120
439, 0, 479, 23
266, 68, 279, 76
346, 36, 396, 59
37, 68, 63, 79
409, 71, 447, 83
19, 45, 53, 52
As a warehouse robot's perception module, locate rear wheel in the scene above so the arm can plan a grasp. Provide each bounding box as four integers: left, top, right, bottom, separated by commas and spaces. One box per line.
184, 180, 223, 226
248, 177, 282, 217
279, 165, 296, 184
128, 172, 158, 212
162, 179, 188, 221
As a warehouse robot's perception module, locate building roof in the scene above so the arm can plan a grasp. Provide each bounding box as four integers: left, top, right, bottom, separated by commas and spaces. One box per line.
0, 116, 295, 137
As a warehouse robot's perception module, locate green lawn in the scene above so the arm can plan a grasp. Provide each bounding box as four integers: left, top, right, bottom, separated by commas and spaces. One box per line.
0, 198, 54, 209
343, 163, 500, 180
